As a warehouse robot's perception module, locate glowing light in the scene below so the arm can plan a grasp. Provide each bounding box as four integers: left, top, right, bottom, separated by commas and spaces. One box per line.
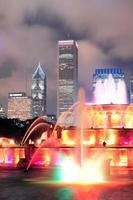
60, 156, 104, 183
65, 140, 75, 145
41, 132, 47, 140
61, 130, 76, 145
2, 142, 6, 146
107, 133, 116, 145
61, 157, 80, 182
10, 139, 15, 145
36, 161, 43, 165
88, 135, 95, 145
124, 141, 129, 145
29, 139, 32, 144
99, 136, 104, 144
36, 139, 42, 145
118, 159, 128, 166
15, 154, 19, 164
119, 153, 128, 166
0, 159, 4, 163
81, 161, 104, 183
112, 112, 121, 127
61, 130, 69, 144
112, 112, 120, 119
5, 160, 13, 164
110, 160, 115, 166
83, 141, 92, 145
83, 139, 95, 145
0, 137, 16, 147
44, 154, 51, 165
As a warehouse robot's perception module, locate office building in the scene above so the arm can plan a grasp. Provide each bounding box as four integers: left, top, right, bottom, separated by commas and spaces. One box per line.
0, 104, 6, 118
8, 92, 32, 120
32, 62, 47, 117
57, 40, 78, 116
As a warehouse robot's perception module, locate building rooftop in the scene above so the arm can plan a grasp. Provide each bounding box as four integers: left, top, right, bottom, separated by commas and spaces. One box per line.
32, 62, 46, 80
95, 68, 123, 75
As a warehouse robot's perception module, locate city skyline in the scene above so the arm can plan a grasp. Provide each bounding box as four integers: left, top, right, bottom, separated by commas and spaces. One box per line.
0, 46, 131, 116
0, 1, 133, 114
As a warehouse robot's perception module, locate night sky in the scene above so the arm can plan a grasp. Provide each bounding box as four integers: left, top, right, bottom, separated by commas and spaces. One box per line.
0, 0, 133, 114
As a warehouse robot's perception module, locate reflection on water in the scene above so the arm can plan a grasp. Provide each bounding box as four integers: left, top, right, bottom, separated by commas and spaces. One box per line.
0, 170, 133, 200
56, 188, 74, 200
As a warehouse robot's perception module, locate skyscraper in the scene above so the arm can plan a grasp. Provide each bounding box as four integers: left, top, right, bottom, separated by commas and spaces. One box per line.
8, 92, 31, 120
32, 62, 46, 118
57, 40, 78, 116
0, 104, 6, 118
93, 68, 128, 104
130, 76, 133, 103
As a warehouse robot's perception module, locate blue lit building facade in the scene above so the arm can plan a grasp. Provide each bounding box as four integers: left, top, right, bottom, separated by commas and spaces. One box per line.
93, 68, 124, 83
32, 63, 47, 117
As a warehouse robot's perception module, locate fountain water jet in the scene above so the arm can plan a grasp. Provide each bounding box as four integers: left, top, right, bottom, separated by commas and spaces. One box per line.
21, 117, 54, 146
76, 87, 86, 168
94, 73, 128, 104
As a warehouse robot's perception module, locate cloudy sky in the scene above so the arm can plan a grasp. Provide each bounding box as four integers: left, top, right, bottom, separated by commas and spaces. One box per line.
0, 0, 133, 114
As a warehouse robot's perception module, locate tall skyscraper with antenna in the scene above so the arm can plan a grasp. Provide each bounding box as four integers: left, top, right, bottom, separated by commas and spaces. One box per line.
57, 40, 78, 116
31, 62, 47, 117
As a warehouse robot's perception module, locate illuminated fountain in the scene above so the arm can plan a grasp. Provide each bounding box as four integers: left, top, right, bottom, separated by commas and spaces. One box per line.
17, 117, 54, 168
0, 117, 54, 168
55, 88, 110, 182
0, 137, 24, 167
1, 94, 133, 181
1, 78, 133, 183
21, 77, 133, 183
93, 73, 128, 104
26, 88, 110, 183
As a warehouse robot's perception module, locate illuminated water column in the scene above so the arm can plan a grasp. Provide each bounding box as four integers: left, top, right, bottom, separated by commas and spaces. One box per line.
93, 68, 128, 104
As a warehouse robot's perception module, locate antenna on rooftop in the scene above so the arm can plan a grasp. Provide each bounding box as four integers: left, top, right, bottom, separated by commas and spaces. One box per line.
25, 67, 28, 95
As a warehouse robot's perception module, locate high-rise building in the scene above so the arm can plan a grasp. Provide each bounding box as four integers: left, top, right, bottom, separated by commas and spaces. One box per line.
57, 40, 78, 116
8, 92, 32, 120
93, 68, 128, 104
32, 62, 46, 117
0, 104, 6, 118
130, 76, 133, 103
